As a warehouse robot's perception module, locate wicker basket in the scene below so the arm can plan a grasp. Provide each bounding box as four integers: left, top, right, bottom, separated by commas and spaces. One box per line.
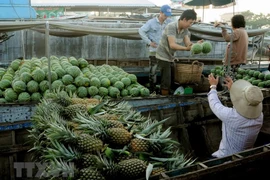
174, 60, 204, 84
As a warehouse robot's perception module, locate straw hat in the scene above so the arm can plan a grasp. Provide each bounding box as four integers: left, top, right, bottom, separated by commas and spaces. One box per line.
230, 79, 263, 119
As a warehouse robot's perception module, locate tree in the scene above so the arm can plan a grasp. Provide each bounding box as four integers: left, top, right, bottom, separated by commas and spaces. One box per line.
241, 11, 270, 36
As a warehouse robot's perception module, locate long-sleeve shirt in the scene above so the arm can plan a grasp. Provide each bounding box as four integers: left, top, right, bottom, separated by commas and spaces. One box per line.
222, 27, 248, 65
139, 16, 172, 55
207, 89, 263, 158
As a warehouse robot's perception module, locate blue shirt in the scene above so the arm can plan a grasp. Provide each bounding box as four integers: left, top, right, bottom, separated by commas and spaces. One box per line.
139, 16, 172, 53
208, 89, 263, 158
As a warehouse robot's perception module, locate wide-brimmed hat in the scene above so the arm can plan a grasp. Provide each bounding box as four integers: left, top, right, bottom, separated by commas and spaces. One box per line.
160, 5, 172, 17
230, 79, 263, 119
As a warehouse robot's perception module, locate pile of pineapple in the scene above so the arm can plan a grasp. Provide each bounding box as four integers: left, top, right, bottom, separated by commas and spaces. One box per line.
28, 90, 195, 180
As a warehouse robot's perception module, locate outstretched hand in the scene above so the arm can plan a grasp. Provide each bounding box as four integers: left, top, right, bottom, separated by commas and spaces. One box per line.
223, 76, 233, 90
208, 73, 219, 86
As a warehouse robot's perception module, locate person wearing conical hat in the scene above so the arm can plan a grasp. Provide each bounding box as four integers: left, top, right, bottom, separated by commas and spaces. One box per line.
207, 73, 263, 158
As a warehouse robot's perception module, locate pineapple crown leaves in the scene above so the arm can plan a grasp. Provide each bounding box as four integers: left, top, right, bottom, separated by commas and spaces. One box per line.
146, 163, 154, 180
74, 113, 107, 136
105, 146, 130, 159
139, 117, 169, 136
42, 140, 81, 162
88, 101, 106, 115
153, 150, 196, 170
45, 120, 76, 143
40, 158, 76, 179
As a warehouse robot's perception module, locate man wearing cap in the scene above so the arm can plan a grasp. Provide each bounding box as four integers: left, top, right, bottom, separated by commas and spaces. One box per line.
139, 5, 172, 93
207, 74, 263, 158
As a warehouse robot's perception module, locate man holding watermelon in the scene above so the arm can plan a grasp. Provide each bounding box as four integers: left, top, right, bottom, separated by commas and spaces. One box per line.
155, 9, 203, 95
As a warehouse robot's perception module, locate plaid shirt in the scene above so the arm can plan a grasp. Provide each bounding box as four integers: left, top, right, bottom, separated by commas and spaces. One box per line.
208, 89, 263, 158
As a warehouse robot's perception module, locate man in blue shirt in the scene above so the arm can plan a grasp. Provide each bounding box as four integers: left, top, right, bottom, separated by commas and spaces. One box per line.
139, 5, 173, 93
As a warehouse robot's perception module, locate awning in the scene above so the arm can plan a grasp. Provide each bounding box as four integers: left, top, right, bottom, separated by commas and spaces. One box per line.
183, 0, 234, 6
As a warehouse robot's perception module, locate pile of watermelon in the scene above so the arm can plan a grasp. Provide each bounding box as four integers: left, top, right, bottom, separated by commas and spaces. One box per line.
210, 66, 270, 88
235, 68, 270, 88
0, 56, 150, 103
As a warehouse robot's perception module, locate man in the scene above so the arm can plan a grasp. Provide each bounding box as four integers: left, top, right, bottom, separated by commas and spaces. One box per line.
139, 5, 173, 92
207, 74, 263, 158
215, 15, 248, 80
156, 9, 202, 95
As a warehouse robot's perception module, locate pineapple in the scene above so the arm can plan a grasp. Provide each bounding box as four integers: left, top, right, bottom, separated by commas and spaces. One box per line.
74, 114, 131, 146
51, 90, 72, 107
130, 118, 179, 154
77, 133, 104, 153
71, 97, 100, 105
107, 128, 132, 146
99, 155, 120, 180
118, 158, 147, 179
80, 154, 103, 169
151, 167, 167, 176
79, 168, 105, 180
104, 119, 124, 129
63, 104, 88, 119
130, 138, 150, 153
97, 113, 120, 121
45, 121, 104, 154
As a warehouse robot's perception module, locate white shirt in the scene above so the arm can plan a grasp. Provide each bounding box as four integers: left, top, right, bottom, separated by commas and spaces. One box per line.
207, 89, 263, 158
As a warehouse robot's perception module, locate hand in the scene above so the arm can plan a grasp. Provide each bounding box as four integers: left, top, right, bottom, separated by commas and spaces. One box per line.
150, 42, 157, 48
223, 76, 233, 90
214, 22, 221, 27
197, 39, 204, 44
186, 43, 192, 51
208, 73, 219, 86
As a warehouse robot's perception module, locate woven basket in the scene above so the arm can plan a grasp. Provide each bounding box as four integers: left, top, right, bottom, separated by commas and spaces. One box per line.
174, 60, 204, 84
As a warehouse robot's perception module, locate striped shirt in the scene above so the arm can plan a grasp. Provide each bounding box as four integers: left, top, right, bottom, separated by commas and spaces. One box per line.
156, 21, 190, 62
208, 89, 263, 158
138, 16, 172, 55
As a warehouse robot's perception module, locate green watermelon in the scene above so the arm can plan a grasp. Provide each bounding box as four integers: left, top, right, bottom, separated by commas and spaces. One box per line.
191, 43, 202, 54
202, 41, 212, 54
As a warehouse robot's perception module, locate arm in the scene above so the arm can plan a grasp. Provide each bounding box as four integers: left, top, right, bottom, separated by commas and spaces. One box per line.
207, 74, 232, 121
221, 28, 240, 42
208, 89, 230, 121
138, 23, 152, 45
167, 35, 192, 51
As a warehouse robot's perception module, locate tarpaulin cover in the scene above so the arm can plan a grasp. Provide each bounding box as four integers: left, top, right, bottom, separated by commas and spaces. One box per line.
0, 21, 269, 41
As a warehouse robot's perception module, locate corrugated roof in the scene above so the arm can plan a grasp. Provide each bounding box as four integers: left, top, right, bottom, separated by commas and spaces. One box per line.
31, 0, 156, 7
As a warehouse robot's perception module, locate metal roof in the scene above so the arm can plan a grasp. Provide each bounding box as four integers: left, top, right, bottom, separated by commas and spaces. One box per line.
31, 0, 156, 7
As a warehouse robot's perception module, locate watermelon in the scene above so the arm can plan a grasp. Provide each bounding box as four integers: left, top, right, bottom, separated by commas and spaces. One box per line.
99, 87, 108, 97
12, 80, 26, 93
4, 88, 18, 102
201, 41, 212, 54
31, 92, 42, 101
32, 69, 46, 82
62, 74, 74, 85
77, 86, 88, 98
18, 92, 31, 102
191, 43, 202, 54
109, 87, 120, 98
121, 77, 131, 87
88, 86, 99, 96
27, 80, 39, 93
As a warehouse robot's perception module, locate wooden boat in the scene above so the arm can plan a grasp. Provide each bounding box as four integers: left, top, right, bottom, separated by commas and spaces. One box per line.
0, 88, 269, 179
